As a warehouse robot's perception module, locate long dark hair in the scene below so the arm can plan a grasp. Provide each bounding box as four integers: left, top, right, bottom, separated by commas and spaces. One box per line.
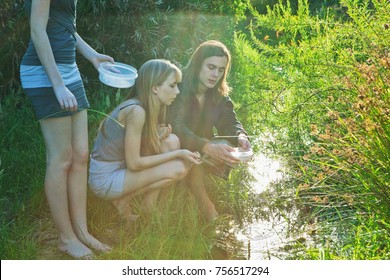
181, 40, 231, 99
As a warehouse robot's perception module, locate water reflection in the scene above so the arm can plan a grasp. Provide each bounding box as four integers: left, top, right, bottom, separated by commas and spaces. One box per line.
249, 153, 284, 194
235, 152, 294, 260
206, 150, 298, 260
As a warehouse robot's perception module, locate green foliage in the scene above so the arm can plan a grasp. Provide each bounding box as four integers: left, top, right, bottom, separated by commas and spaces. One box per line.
0, 92, 45, 259
75, 6, 236, 93
0, 0, 29, 98
239, 0, 390, 259
0, 221, 39, 259
0, 92, 45, 222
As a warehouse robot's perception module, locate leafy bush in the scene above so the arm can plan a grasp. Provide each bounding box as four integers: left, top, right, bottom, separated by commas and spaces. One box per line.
0, 0, 28, 98
238, 0, 390, 259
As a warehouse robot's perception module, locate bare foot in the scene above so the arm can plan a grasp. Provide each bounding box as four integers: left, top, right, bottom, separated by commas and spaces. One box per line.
112, 198, 139, 222
124, 213, 140, 222
77, 233, 112, 253
141, 190, 160, 213
58, 239, 94, 259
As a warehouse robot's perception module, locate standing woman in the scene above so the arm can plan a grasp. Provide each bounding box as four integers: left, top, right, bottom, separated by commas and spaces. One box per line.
20, 0, 113, 258
168, 40, 251, 222
89, 59, 201, 219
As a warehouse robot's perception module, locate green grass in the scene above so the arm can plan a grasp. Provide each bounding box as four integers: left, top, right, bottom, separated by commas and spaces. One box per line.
237, 0, 390, 259
87, 185, 217, 260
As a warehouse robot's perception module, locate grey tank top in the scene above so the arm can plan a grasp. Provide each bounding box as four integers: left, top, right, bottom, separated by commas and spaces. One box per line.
91, 99, 141, 162
21, 0, 77, 65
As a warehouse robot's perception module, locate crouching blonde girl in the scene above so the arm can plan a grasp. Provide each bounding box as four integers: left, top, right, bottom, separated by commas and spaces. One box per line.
89, 59, 201, 220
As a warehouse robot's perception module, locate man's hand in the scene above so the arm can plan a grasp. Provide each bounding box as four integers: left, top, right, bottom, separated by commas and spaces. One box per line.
238, 134, 251, 150
202, 142, 240, 165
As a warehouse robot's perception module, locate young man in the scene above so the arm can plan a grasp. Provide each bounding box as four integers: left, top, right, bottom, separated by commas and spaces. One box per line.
168, 40, 251, 221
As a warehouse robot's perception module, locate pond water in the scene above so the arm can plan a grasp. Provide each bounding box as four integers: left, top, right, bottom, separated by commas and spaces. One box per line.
249, 153, 284, 193
234, 152, 298, 260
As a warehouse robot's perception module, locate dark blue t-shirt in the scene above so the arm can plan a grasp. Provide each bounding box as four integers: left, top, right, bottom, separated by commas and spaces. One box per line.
21, 0, 77, 65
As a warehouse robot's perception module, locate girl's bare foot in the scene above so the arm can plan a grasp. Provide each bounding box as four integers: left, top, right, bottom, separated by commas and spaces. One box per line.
141, 190, 160, 213
112, 198, 139, 223
58, 239, 94, 259
79, 233, 112, 253
124, 213, 140, 222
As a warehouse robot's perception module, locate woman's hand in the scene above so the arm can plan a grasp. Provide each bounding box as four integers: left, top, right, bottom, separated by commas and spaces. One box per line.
74, 33, 115, 70
202, 142, 240, 165
178, 150, 202, 165
53, 85, 78, 112
91, 53, 115, 70
158, 124, 172, 140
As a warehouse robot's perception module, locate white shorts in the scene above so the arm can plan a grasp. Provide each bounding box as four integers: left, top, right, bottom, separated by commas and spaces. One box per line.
89, 157, 126, 200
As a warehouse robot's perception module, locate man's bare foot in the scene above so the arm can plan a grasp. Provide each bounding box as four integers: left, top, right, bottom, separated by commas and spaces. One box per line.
203, 204, 219, 222
58, 239, 94, 259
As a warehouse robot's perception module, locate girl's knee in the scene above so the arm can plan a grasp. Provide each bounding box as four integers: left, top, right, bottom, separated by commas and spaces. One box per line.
73, 148, 89, 166
161, 133, 180, 152
172, 160, 189, 180
47, 147, 89, 172
46, 146, 72, 167
47, 155, 73, 174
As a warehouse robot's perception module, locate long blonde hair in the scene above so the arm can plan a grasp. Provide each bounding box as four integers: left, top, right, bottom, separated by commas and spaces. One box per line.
127, 59, 182, 154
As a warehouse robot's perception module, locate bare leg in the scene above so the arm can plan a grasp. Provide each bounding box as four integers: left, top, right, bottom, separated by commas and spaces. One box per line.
108, 161, 186, 220
141, 189, 161, 213
40, 116, 93, 259
139, 133, 181, 212
188, 165, 218, 222
67, 111, 111, 253
111, 196, 139, 222
101, 134, 192, 219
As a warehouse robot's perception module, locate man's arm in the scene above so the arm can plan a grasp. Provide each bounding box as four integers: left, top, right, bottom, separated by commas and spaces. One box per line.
215, 96, 248, 146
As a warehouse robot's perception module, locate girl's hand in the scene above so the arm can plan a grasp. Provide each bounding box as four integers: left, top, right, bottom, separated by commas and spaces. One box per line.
178, 150, 202, 165
54, 85, 78, 112
91, 53, 115, 70
158, 123, 172, 140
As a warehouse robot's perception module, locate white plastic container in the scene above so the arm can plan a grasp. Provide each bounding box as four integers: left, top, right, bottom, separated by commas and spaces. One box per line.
230, 147, 254, 162
98, 62, 138, 88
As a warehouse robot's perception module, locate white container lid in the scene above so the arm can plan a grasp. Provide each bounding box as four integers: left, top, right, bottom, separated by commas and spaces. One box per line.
98, 62, 138, 88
